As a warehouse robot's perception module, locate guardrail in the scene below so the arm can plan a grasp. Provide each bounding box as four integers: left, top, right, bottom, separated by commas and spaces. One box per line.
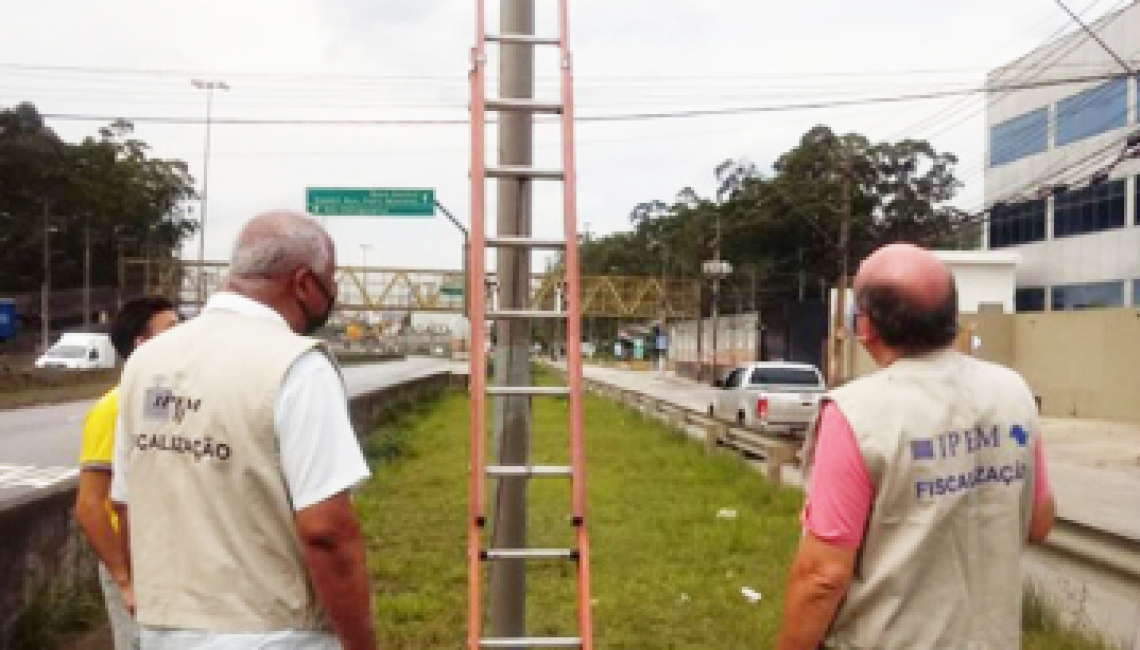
572, 368, 1140, 593
573, 374, 801, 486
1043, 516, 1140, 585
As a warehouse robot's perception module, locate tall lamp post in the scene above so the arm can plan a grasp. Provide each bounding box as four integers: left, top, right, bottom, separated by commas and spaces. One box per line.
191, 78, 229, 307
702, 259, 732, 383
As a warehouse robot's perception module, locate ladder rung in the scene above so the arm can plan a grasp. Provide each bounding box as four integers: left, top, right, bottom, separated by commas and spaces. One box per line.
486, 464, 573, 477
487, 309, 566, 320
486, 98, 564, 114
482, 548, 578, 560
486, 386, 570, 397
481, 638, 582, 648
486, 236, 566, 250
487, 166, 564, 180
486, 33, 561, 46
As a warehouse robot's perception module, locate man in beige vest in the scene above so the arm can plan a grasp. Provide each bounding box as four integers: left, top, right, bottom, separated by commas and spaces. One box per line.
111, 211, 377, 649
776, 243, 1055, 649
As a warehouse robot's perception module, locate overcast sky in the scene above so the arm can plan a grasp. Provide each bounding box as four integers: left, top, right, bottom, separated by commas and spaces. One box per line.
1, 0, 1129, 272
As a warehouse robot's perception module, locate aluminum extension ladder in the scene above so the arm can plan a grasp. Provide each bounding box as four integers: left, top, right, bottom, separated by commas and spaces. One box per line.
466, 0, 593, 648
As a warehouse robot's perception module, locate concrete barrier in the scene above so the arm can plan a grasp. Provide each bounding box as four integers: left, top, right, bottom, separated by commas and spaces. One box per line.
0, 479, 96, 650
0, 368, 462, 649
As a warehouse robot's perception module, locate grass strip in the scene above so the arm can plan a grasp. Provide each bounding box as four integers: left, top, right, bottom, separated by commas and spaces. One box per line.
356, 382, 803, 648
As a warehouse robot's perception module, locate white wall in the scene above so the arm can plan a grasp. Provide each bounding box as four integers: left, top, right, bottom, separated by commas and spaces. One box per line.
936, 251, 1019, 313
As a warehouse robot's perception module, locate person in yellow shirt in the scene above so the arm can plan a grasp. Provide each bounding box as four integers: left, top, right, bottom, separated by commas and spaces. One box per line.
75, 296, 178, 649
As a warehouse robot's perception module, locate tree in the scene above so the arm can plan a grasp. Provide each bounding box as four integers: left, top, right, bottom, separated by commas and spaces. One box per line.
0, 103, 197, 294
576, 124, 975, 315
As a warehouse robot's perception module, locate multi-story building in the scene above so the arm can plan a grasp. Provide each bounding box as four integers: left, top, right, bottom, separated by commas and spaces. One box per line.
983, 1, 1140, 311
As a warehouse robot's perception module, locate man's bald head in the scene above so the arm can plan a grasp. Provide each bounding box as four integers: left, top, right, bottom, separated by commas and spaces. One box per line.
854, 243, 958, 356
229, 211, 333, 279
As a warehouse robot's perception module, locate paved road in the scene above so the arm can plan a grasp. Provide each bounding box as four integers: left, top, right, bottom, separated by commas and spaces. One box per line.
0, 356, 452, 506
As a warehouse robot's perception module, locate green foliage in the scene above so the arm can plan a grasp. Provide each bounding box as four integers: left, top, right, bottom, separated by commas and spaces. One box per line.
0, 102, 197, 293
577, 125, 980, 312
1022, 583, 1118, 650
7, 572, 104, 650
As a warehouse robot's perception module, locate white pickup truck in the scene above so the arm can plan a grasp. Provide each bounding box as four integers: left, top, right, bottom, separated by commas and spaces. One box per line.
709, 361, 826, 437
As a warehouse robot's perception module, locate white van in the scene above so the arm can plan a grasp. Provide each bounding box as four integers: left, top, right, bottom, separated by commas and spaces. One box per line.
35, 333, 118, 370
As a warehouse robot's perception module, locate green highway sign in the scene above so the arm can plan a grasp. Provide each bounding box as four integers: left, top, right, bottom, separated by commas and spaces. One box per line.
306, 188, 436, 217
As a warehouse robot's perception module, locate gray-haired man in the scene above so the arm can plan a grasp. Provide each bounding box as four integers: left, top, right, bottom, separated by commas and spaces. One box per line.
111, 210, 377, 650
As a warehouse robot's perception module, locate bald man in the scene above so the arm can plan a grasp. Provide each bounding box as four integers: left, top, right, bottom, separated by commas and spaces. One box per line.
776, 243, 1054, 650
111, 211, 376, 650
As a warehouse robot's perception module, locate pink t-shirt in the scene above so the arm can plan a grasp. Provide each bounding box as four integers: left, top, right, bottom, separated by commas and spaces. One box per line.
802, 402, 1052, 549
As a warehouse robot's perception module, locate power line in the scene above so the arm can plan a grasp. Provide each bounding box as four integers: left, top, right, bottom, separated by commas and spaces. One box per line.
32, 70, 1131, 127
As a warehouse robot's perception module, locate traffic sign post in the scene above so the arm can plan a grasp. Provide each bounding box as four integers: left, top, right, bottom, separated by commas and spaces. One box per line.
306, 188, 436, 217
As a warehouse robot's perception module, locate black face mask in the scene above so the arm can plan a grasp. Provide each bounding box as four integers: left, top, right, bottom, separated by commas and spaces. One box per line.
298, 270, 336, 336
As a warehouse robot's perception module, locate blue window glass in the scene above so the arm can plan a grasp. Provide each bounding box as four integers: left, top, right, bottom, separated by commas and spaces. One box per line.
1133, 280, 1140, 307
1015, 287, 1046, 313
1056, 77, 1128, 146
1053, 179, 1126, 238
988, 198, 1046, 248
990, 108, 1049, 167
1051, 281, 1124, 311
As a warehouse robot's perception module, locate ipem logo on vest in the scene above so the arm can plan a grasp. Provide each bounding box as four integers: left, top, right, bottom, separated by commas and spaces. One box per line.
911, 424, 1030, 499
135, 386, 230, 462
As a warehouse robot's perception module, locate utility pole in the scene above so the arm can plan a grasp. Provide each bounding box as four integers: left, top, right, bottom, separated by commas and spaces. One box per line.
489, 0, 533, 638
713, 217, 720, 378
41, 205, 53, 352
829, 150, 853, 386
702, 218, 731, 383
83, 216, 91, 330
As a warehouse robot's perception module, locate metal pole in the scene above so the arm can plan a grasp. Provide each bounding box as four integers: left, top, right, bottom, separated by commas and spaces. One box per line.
117, 240, 125, 309
41, 205, 51, 352
711, 277, 720, 381
434, 200, 471, 319
711, 217, 722, 381
192, 79, 228, 306
660, 248, 668, 374
83, 217, 91, 330
489, 0, 533, 638
830, 151, 852, 386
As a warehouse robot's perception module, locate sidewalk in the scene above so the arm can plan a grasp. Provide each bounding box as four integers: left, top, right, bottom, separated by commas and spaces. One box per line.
577, 362, 1140, 540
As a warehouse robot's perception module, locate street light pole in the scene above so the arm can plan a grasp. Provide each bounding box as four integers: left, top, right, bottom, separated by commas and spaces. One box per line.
191, 78, 229, 307
41, 205, 52, 352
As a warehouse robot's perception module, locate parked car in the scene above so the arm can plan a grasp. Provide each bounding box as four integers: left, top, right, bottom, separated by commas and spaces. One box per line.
34, 333, 117, 370
709, 361, 825, 437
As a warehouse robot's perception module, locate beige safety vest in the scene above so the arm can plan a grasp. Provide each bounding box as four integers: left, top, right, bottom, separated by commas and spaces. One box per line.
118, 309, 329, 632
818, 348, 1038, 649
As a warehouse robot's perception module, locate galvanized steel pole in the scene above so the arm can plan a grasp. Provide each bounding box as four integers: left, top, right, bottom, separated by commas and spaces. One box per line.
489, 0, 534, 638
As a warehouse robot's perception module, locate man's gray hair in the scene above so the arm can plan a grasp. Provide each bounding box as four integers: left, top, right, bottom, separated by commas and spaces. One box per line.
228, 211, 332, 279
